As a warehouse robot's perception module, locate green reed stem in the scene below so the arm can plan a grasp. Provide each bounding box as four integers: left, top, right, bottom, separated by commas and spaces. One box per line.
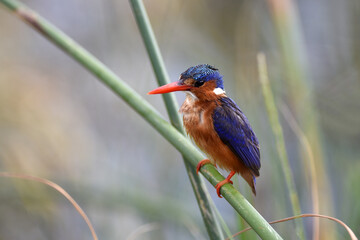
128, 1, 225, 239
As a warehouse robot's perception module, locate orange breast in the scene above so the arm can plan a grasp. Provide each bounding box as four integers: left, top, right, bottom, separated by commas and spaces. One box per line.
180, 96, 249, 174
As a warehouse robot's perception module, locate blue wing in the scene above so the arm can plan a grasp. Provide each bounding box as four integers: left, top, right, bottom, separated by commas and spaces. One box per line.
213, 97, 260, 176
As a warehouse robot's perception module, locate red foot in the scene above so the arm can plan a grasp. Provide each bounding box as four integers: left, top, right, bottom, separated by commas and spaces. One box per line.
215, 171, 236, 198
196, 159, 211, 174
196, 159, 216, 174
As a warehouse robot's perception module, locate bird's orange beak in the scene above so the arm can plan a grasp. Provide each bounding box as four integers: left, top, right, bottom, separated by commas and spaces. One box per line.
148, 81, 192, 94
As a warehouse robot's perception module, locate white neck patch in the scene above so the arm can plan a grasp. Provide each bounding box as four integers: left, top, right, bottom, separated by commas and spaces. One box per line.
213, 88, 225, 95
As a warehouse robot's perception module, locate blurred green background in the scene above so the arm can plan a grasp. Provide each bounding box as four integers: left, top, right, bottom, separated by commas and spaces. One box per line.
0, 0, 359, 239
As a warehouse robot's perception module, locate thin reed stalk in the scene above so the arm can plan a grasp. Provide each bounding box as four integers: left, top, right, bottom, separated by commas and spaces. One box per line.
280, 104, 320, 239
129, 1, 224, 239
258, 53, 305, 239
266, 0, 334, 238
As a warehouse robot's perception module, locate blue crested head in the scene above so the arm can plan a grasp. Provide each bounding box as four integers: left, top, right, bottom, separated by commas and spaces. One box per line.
180, 64, 224, 89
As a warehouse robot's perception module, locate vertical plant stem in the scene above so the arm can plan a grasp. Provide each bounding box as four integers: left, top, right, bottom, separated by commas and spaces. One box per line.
280, 104, 320, 239
266, 0, 333, 238
128, 0, 224, 239
0, 0, 283, 239
258, 53, 306, 239
129, 0, 180, 129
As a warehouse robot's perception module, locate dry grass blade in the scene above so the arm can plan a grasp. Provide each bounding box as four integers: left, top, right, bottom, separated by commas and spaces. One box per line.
226, 213, 358, 240
0, 172, 98, 240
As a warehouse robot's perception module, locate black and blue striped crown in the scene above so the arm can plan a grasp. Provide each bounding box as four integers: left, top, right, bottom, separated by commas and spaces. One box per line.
180, 64, 224, 89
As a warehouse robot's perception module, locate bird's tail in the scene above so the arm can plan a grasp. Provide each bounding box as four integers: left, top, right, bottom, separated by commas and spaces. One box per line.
241, 171, 257, 195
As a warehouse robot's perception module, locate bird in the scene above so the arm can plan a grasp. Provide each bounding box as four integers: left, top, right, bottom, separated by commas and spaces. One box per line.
148, 64, 260, 198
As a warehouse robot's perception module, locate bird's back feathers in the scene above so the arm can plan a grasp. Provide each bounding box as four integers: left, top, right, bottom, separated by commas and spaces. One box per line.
213, 97, 261, 176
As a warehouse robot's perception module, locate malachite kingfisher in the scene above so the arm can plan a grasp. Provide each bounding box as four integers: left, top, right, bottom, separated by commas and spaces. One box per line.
148, 64, 260, 198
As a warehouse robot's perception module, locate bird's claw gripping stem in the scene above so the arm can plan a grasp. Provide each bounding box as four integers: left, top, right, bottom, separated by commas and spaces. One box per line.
196, 159, 216, 174
215, 171, 236, 198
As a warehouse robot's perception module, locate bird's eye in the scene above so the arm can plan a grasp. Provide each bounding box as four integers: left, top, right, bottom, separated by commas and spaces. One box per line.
194, 80, 205, 87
